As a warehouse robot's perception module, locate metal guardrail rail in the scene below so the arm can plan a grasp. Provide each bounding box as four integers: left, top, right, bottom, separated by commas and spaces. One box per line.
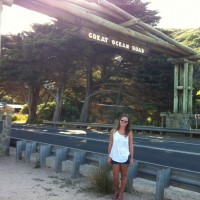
11, 137, 200, 200
43, 120, 200, 136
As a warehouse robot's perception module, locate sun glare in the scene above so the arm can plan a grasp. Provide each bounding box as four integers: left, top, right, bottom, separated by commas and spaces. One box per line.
2, 0, 200, 35
2, 5, 52, 34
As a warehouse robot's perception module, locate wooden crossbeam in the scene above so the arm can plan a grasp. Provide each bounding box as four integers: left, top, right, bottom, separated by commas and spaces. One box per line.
79, 27, 149, 55
120, 19, 138, 27
3, 0, 13, 6
167, 58, 197, 64
29, 0, 189, 56
98, 0, 198, 56
12, 0, 200, 60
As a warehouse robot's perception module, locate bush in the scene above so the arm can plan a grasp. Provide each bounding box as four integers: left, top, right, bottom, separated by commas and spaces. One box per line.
37, 101, 79, 121
12, 113, 28, 123
89, 165, 113, 194
37, 102, 56, 120
61, 101, 79, 121
20, 104, 29, 114
19, 101, 80, 122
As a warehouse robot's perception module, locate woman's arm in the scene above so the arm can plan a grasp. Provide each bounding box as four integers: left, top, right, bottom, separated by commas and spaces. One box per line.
129, 130, 134, 166
107, 128, 114, 165
108, 129, 114, 155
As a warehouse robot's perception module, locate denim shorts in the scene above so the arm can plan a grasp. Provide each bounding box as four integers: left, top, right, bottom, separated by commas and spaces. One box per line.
112, 156, 130, 165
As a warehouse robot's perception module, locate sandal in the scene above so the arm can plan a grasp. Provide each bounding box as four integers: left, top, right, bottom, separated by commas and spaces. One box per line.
112, 193, 118, 200
116, 196, 123, 200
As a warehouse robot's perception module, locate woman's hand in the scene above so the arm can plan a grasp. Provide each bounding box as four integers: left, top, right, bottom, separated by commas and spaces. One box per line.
107, 156, 112, 165
129, 158, 134, 166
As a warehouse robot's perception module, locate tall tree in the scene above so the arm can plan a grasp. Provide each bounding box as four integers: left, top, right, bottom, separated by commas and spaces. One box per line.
0, 34, 30, 104
77, 0, 164, 123
31, 23, 81, 122
109, 0, 161, 26
78, 43, 121, 122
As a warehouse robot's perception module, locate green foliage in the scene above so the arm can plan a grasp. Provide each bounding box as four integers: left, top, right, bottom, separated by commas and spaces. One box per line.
61, 101, 80, 121
166, 28, 200, 52
0, 96, 13, 103
109, 0, 161, 26
89, 165, 113, 194
1, 20, 199, 125
20, 104, 29, 114
34, 157, 41, 168
28, 118, 44, 124
37, 101, 56, 120
36, 101, 79, 121
12, 113, 28, 123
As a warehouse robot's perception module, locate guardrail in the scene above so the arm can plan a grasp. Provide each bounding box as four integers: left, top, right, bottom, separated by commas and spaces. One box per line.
12, 138, 200, 200
43, 120, 200, 137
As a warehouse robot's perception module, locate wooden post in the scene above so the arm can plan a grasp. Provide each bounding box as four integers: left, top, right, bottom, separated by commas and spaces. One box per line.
170, 58, 194, 115
188, 64, 193, 114
179, 65, 184, 113
183, 62, 189, 113
173, 64, 179, 113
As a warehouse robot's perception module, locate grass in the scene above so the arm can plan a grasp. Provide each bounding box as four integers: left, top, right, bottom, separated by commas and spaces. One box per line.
59, 178, 80, 189
43, 187, 52, 192
89, 165, 113, 194
34, 157, 41, 168
33, 178, 45, 182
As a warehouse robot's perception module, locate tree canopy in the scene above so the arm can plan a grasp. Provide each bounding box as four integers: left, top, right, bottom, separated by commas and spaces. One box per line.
0, 3, 199, 125
109, 0, 161, 26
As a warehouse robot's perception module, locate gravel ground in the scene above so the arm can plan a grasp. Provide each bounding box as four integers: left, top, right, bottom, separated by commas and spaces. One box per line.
0, 148, 199, 200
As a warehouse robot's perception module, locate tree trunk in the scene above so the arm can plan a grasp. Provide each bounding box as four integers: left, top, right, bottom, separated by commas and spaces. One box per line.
79, 64, 93, 122
111, 85, 122, 122
52, 85, 64, 122
27, 84, 40, 123
79, 94, 92, 122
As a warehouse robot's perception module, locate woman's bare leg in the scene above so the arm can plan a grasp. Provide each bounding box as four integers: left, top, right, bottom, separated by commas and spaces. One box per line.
112, 164, 120, 198
117, 164, 128, 199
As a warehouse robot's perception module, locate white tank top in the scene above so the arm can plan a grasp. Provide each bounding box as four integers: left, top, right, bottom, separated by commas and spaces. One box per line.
109, 130, 130, 162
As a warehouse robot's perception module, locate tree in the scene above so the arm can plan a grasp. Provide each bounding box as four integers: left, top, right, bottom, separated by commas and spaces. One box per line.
109, 0, 161, 26
0, 34, 29, 104
31, 22, 82, 122
78, 43, 121, 122
77, 0, 163, 123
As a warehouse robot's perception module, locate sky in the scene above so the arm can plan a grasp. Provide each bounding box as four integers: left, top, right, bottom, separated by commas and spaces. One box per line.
1, 0, 200, 35
143, 0, 200, 28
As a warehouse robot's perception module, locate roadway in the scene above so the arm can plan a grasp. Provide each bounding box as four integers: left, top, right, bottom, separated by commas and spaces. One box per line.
10, 124, 200, 173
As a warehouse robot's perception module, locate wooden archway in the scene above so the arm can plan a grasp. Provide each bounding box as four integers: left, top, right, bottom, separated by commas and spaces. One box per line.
1, 0, 200, 128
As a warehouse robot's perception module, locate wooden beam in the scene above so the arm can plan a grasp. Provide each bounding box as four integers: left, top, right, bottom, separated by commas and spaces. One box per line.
32, 0, 189, 57
79, 27, 149, 55
167, 58, 197, 65
120, 19, 138, 27
65, 0, 124, 22
14, 0, 115, 34
3, 0, 13, 6
184, 53, 200, 61
13, 0, 199, 60
98, 0, 198, 57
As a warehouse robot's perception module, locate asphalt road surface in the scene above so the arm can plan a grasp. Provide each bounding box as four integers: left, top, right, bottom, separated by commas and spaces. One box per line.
11, 124, 200, 173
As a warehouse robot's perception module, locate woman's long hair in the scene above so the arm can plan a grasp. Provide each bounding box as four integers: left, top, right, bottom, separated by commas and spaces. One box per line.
116, 114, 131, 136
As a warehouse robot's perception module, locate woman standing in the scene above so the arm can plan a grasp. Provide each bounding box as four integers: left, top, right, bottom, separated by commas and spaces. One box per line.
107, 114, 134, 200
